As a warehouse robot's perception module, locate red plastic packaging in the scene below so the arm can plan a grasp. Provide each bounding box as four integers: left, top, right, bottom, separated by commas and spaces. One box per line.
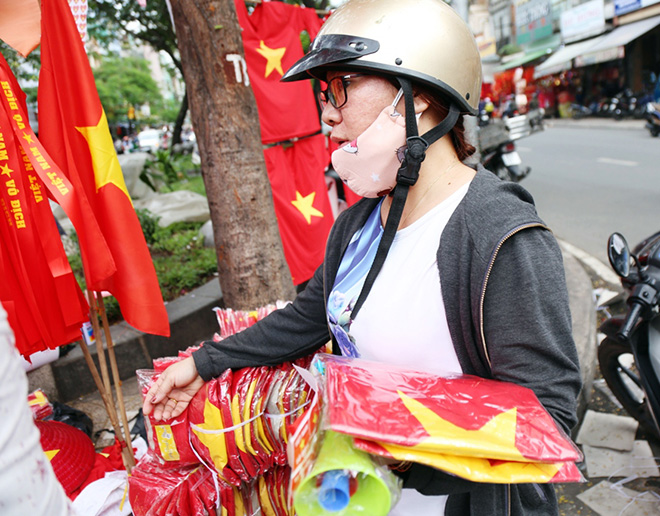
128, 450, 219, 516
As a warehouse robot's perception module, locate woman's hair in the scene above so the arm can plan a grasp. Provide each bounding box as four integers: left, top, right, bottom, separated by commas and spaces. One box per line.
415, 87, 477, 162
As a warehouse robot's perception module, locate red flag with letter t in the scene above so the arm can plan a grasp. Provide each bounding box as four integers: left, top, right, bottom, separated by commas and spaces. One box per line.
234, 0, 323, 144
37, 0, 169, 336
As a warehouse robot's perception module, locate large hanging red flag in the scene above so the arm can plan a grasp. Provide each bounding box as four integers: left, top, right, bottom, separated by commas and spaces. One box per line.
263, 135, 334, 285
37, 0, 169, 337
234, 0, 322, 144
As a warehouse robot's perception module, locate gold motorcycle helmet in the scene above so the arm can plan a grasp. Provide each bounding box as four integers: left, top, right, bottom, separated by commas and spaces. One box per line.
282, 0, 482, 115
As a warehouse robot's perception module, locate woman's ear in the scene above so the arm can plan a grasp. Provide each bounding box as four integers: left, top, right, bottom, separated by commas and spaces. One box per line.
413, 94, 430, 115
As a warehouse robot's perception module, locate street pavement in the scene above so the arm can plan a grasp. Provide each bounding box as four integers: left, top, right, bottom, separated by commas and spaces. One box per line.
543, 116, 648, 131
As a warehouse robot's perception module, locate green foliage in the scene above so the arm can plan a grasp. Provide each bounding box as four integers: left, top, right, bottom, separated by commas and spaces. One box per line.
93, 55, 162, 125
150, 222, 218, 300
0, 41, 41, 82
151, 97, 181, 125
170, 174, 206, 196
136, 208, 160, 245
88, 0, 181, 72
140, 150, 200, 192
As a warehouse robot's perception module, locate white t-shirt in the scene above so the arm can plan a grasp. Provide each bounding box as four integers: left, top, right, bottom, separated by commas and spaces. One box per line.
336, 183, 469, 515
351, 183, 469, 377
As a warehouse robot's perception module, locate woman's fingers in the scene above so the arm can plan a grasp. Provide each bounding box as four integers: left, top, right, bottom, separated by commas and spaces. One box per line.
142, 358, 206, 420
142, 372, 174, 415
160, 397, 181, 421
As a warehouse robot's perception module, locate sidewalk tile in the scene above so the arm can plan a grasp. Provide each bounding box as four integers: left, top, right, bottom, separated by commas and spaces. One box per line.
583, 440, 660, 478
577, 411, 638, 451
577, 480, 660, 516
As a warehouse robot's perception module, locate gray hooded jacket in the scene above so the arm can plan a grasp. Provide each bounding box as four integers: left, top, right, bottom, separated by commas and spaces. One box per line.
193, 166, 582, 516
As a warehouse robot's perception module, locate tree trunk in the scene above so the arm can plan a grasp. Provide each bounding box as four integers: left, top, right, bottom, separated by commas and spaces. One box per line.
168, 0, 296, 310
171, 90, 188, 146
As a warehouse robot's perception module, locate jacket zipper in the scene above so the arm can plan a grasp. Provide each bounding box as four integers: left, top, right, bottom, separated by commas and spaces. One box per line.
479, 223, 548, 370
483, 223, 548, 516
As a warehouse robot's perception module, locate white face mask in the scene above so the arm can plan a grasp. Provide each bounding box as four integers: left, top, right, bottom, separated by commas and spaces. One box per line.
332, 90, 419, 198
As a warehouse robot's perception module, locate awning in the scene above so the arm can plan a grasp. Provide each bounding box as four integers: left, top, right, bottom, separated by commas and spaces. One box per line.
575, 14, 660, 67
496, 34, 562, 72
533, 35, 606, 78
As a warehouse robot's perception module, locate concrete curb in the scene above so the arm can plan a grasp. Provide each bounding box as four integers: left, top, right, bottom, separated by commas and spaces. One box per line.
544, 118, 646, 131
561, 248, 597, 427
29, 250, 598, 407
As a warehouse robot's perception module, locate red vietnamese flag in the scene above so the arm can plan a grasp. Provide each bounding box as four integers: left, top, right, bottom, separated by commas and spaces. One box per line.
323, 356, 581, 463
0, 52, 116, 288
234, 0, 322, 144
0, 98, 88, 357
37, 0, 169, 336
263, 135, 334, 285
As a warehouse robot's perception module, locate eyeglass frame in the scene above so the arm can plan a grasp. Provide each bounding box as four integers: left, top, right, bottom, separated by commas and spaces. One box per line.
317, 73, 364, 109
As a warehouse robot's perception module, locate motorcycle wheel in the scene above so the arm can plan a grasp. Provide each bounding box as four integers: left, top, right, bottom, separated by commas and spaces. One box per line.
598, 337, 660, 439
651, 127, 660, 137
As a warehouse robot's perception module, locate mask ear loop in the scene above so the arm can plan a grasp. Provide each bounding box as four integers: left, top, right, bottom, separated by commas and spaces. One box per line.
391, 88, 404, 114
391, 88, 422, 121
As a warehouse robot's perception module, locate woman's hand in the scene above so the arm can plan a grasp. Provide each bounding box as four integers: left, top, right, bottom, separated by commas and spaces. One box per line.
142, 356, 205, 421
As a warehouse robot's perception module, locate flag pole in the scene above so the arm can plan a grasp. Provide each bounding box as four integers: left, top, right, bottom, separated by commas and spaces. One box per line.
87, 291, 113, 398
85, 289, 135, 471
77, 335, 135, 471
94, 291, 135, 467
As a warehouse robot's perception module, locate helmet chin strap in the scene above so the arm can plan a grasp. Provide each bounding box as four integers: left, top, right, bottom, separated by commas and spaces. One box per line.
349, 77, 460, 323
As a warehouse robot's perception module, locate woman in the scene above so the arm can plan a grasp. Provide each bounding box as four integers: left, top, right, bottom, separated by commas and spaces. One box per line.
143, 0, 581, 514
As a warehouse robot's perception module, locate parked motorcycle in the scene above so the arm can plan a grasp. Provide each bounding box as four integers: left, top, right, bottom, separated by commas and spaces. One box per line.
477, 109, 541, 182
599, 231, 660, 440
480, 140, 530, 182
645, 102, 660, 137
569, 103, 592, 120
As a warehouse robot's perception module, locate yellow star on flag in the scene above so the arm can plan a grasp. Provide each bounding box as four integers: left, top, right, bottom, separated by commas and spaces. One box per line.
255, 40, 286, 78
75, 109, 130, 198
398, 390, 526, 461
0, 163, 12, 177
44, 448, 60, 461
22, 133, 34, 144
291, 191, 324, 224
191, 399, 230, 474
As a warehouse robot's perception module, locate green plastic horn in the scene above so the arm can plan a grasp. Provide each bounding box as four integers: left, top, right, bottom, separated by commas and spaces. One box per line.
294, 430, 392, 516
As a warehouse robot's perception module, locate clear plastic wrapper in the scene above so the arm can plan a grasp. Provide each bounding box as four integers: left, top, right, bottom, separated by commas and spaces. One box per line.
27, 388, 54, 420
136, 369, 198, 466
128, 450, 219, 516
188, 368, 243, 486
212, 302, 290, 342
314, 354, 584, 484
132, 304, 319, 514
288, 361, 401, 516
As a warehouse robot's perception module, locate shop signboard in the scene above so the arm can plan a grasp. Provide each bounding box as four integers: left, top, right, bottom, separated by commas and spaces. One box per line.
561, 0, 605, 42
614, 0, 642, 15
515, 0, 553, 45
574, 45, 624, 67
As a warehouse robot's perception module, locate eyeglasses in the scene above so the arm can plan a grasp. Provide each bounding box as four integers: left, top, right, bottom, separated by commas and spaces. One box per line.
317, 74, 364, 109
